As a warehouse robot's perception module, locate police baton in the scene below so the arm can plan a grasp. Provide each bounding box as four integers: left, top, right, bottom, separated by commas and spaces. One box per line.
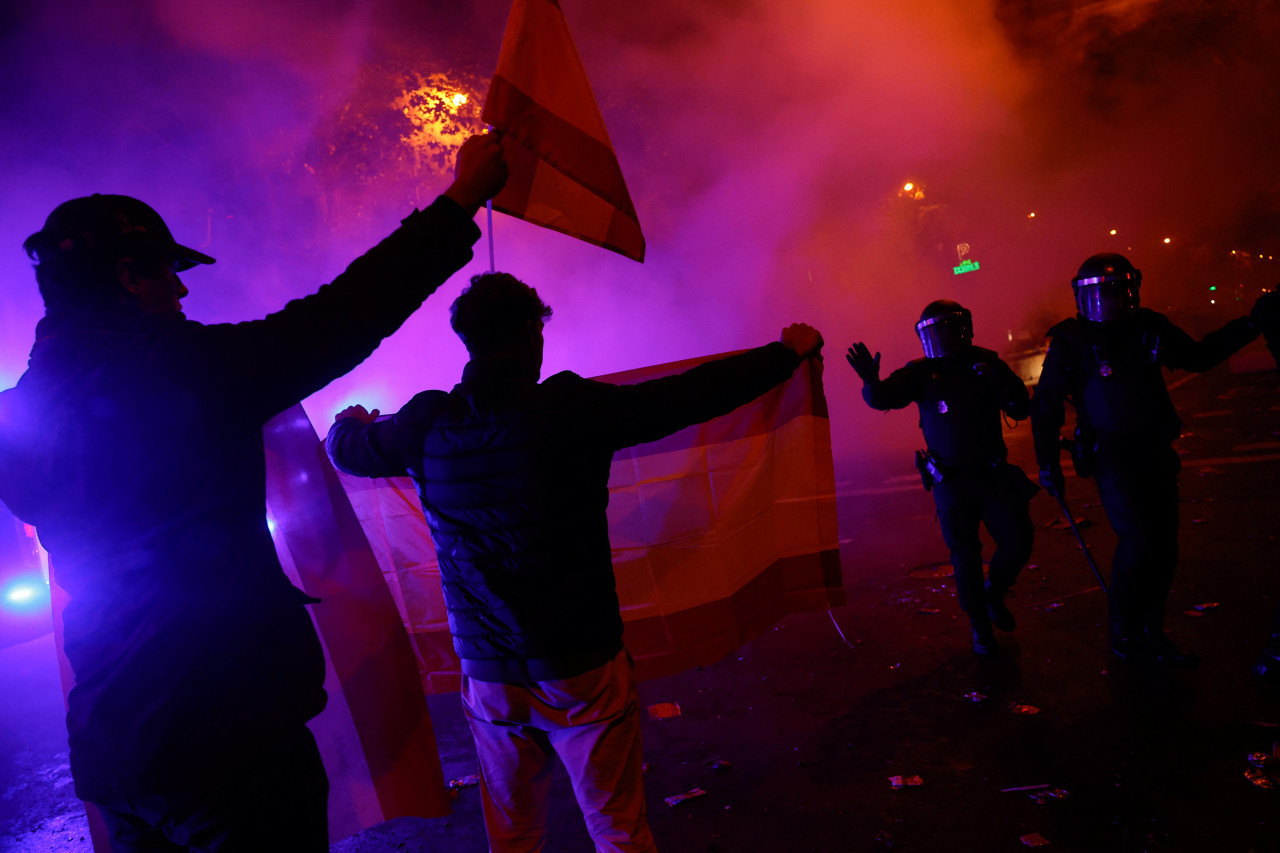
1052, 493, 1108, 594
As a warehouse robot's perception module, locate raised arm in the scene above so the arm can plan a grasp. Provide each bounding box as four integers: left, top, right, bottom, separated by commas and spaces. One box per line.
590, 324, 823, 451
192, 134, 508, 421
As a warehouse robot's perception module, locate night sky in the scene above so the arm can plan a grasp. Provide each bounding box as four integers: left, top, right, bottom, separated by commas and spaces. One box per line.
2, 0, 1277, 474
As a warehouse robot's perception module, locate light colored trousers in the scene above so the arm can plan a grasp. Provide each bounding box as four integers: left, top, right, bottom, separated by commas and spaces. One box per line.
461, 650, 657, 853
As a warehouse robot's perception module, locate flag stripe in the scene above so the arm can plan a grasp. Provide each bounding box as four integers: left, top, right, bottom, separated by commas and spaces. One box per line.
337, 356, 841, 697
263, 410, 450, 821
489, 0, 610, 142
486, 75, 638, 219
400, 548, 843, 692
482, 0, 646, 261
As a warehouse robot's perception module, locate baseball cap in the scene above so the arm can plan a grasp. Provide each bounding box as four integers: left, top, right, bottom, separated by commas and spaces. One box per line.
27, 193, 215, 271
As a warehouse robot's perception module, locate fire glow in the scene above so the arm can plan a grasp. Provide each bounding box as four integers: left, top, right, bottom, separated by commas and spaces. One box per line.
392, 73, 484, 178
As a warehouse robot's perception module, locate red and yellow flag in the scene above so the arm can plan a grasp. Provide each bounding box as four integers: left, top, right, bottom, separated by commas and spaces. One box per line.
482, 0, 645, 261
338, 354, 842, 694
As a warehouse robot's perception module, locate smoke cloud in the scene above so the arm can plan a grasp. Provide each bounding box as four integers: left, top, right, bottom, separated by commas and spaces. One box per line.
2, 0, 1277, 478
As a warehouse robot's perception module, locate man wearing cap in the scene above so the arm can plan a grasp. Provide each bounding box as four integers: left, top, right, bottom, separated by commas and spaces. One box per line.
848, 300, 1038, 657
1032, 253, 1265, 668
0, 134, 506, 850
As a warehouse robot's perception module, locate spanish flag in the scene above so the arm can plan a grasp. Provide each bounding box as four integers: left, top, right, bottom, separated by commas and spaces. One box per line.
482, 0, 646, 261
336, 353, 842, 694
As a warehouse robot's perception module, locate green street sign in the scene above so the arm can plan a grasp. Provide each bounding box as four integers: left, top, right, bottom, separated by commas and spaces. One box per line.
953, 259, 980, 275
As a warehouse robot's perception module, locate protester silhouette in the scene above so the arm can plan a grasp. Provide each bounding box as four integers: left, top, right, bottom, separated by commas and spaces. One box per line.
0, 134, 506, 850
327, 271, 823, 852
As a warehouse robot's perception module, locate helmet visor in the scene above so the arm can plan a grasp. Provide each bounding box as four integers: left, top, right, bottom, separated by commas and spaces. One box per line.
916, 312, 973, 358
1074, 279, 1138, 322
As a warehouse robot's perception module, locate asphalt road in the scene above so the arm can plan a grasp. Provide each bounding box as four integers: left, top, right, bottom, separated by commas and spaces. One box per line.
3, 351, 1278, 852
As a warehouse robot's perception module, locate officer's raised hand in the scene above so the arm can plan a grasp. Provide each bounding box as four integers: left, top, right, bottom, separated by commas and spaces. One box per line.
1038, 464, 1065, 498
846, 342, 881, 385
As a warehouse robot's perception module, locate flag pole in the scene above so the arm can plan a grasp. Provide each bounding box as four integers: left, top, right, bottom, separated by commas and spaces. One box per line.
486, 199, 495, 273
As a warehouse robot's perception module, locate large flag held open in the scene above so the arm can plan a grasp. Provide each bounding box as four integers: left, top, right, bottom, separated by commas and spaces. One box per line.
482, 0, 646, 261
337, 353, 843, 694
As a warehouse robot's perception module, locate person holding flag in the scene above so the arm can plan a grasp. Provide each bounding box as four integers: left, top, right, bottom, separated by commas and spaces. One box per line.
0, 134, 506, 851
326, 272, 823, 852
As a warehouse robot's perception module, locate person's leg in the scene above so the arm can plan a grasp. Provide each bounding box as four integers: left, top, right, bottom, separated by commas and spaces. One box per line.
1131, 447, 1192, 666
1095, 444, 1192, 666
95, 725, 329, 853
545, 654, 655, 853
463, 677, 557, 853
982, 466, 1037, 632
934, 479, 993, 654
95, 804, 185, 853
1094, 454, 1147, 658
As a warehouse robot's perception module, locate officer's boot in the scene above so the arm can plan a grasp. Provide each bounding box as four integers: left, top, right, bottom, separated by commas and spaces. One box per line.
969, 612, 998, 656
1108, 608, 1149, 663
1142, 611, 1198, 669
985, 580, 1016, 632
1255, 632, 1280, 688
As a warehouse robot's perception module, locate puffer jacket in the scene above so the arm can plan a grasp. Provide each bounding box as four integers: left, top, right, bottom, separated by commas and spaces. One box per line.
326, 342, 802, 684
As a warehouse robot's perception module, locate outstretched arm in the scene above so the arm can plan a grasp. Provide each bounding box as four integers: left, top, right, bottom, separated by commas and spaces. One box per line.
326, 395, 440, 478
592, 324, 824, 451
1159, 314, 1258, 373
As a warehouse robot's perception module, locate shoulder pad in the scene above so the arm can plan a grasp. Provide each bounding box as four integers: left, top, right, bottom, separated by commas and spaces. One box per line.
1045, 317, 1078, 339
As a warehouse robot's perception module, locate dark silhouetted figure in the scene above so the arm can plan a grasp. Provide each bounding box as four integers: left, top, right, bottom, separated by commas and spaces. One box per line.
0, 135, 507, 851
849, 300, 1036, 656
1032, 253, 1264, 669
326, 272, 824, 852
1248, 290, 1280, 686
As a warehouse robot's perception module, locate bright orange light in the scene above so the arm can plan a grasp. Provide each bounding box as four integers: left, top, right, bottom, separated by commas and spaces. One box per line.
1027, 212, 1036, 219
393, 73, 483, 175
1109, 229, 1117, 235
1163, 237, 1171, 244
903, 183, 914, 192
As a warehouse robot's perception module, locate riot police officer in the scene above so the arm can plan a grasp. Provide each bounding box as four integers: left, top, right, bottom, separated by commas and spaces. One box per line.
849, 300, 1038, 656
1031, 253, 1263, 669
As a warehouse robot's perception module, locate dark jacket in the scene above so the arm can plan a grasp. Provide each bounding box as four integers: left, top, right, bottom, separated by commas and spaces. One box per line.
326, 342, 802, 684
862, 346, 1029, 470
0, 196, 479, 801
1030, 309, 1257, 469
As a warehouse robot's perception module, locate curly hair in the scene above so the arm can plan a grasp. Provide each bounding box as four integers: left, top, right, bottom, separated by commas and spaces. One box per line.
450, 272, 552, 354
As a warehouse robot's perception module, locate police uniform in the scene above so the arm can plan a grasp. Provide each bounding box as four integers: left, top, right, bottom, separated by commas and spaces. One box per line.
853, 304, 1036, 655
1031, 254, 1260, 666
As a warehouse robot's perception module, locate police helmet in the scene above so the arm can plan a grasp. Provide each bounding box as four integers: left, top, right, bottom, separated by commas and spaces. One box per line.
1072, 253, 1140, 323
916, 299, 973, 358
